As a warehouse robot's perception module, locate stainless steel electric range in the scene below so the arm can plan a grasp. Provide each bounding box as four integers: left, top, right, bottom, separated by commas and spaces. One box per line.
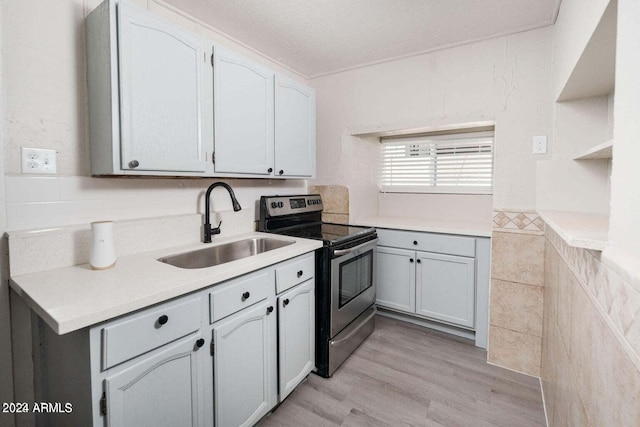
259, 194, 378, 377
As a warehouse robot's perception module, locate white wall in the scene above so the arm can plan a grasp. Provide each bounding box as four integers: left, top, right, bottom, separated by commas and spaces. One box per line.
607, 0, 640, 279
536, 95, 611, 214
1, 2, 308, 424
1, 0, 308, 232
378, 193, 493, 223
308, 27, 553, 220
533, 0, 614, 216
553, 0, 611, 99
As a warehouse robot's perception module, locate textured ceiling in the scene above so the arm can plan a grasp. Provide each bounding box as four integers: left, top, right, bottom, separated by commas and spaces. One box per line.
164, 0, 561, 77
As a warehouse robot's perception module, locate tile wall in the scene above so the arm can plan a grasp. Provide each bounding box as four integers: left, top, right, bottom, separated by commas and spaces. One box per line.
541, 227, 640, 425
308, 185, 349, 224
4, 175, 305, 231
488, 210, 545, 376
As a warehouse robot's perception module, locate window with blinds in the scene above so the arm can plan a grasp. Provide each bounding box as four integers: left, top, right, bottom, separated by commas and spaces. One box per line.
380, 130, 494, 194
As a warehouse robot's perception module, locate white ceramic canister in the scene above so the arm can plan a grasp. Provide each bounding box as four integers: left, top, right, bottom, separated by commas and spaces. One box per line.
90, 221, 116, 270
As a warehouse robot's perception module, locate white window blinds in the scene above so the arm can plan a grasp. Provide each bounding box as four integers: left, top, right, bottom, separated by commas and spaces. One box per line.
380, 130, 494, 194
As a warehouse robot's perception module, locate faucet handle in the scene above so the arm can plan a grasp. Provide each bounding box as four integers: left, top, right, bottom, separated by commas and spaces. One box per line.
211, 221, 222, 235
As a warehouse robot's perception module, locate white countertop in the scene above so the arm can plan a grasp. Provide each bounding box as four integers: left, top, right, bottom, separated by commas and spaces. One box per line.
355, 216, 492, 237
538, 210, 608, 251
10, 231, 322, 335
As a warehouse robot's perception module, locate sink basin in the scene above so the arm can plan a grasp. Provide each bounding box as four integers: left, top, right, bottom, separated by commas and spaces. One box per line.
158, 237, 295, 269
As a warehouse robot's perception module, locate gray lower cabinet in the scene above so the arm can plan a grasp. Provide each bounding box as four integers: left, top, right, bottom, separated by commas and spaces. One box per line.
212, 299, 277, 427
376, 246, 416, 313
104, 334, 205, 427
375, 228, 490, 347
415, 251, 476, 328
33, 252, 315, 427
376, 247, 475, 328
277, 279, 315, 400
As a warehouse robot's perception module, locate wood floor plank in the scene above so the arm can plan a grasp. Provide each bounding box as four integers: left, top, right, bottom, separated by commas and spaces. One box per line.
259, 316, 546, 427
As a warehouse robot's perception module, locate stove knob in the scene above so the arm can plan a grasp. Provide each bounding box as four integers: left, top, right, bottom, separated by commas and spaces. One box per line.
271, 202, 277, 209
278, 202, 284, 208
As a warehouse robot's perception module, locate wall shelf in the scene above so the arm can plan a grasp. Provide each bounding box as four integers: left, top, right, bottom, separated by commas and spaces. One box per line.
573, 139, 613, 160
538, 210, 608, 251
556, 0, 617, 102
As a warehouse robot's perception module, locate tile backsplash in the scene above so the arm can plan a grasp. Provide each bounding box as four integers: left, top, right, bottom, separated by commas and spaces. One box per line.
308, 185, 349, 224
542, 227, 640, 426
4, 174, 307, 276
493, 210, 544, 234
4, 175, 305, 231
488, 228, 545, 376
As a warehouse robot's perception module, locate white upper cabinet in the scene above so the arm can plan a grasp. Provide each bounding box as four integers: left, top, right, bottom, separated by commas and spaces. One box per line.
213, 46, 275, 176
86, 0, 213, 176
274, 76, 316, 177
87, 0, 315, 178
118, 3, 208, 173
212, 48, 316, 178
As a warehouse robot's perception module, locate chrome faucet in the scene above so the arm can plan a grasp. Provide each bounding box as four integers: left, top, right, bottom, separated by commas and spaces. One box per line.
203, 182, 242, 243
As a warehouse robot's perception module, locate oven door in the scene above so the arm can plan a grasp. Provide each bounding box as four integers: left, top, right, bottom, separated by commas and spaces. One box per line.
330, 238, 378, 338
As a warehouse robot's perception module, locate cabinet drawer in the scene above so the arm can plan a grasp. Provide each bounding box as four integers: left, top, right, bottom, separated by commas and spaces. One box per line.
102, 296, 201, 370
376, 228, 475, 257
275, 253, 315, 294
210, 269, 272, 323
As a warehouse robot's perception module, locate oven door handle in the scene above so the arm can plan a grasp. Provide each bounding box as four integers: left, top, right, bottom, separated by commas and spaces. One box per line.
332, 239, 378, 258
330, 309, 377, 347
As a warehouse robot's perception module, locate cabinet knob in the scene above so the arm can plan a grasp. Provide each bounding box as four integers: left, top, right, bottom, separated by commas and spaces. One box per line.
409, 258, 414, 263
195, 338, 205, 348
278, 170, 284, 175
158, 315, 169, 325
417, 259, 422, 264
267, 168, 273, 173
266, 306, 274, 315
297, 270, 303, 278
242, 291, 250, 300
413, 240, 418, 245
283, 298, 290, 307
129, 160, 140, 169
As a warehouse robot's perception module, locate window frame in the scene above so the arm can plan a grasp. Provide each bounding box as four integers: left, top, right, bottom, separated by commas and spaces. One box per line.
379, 129, 495, 195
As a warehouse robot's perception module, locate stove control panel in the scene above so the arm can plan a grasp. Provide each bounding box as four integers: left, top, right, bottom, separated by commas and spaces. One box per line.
261, 194, 323, 218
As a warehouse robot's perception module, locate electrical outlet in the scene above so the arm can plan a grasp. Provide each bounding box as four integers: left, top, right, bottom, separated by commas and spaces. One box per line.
532, 136, 547, 154
21, 147, 57, 174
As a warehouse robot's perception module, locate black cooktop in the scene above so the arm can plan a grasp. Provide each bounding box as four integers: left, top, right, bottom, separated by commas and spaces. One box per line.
259, 194, 376, 246
271, 222, 376, 245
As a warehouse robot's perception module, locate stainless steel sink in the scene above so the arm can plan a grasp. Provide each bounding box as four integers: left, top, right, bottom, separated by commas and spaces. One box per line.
158, 237, 295, 269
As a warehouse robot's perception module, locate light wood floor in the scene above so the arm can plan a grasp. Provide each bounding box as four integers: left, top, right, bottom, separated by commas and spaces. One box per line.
260, 315, 546, 427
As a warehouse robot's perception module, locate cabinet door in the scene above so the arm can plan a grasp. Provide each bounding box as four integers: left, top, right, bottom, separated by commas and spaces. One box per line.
117, 3, 209, 173
376, 246, 416, 313
213, 46, 274, 175
104, 334, 204, 427
415, 252, 476, 328
278, 279, 315, 400
274, 76, 316, 177
213, 300, 277, 427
